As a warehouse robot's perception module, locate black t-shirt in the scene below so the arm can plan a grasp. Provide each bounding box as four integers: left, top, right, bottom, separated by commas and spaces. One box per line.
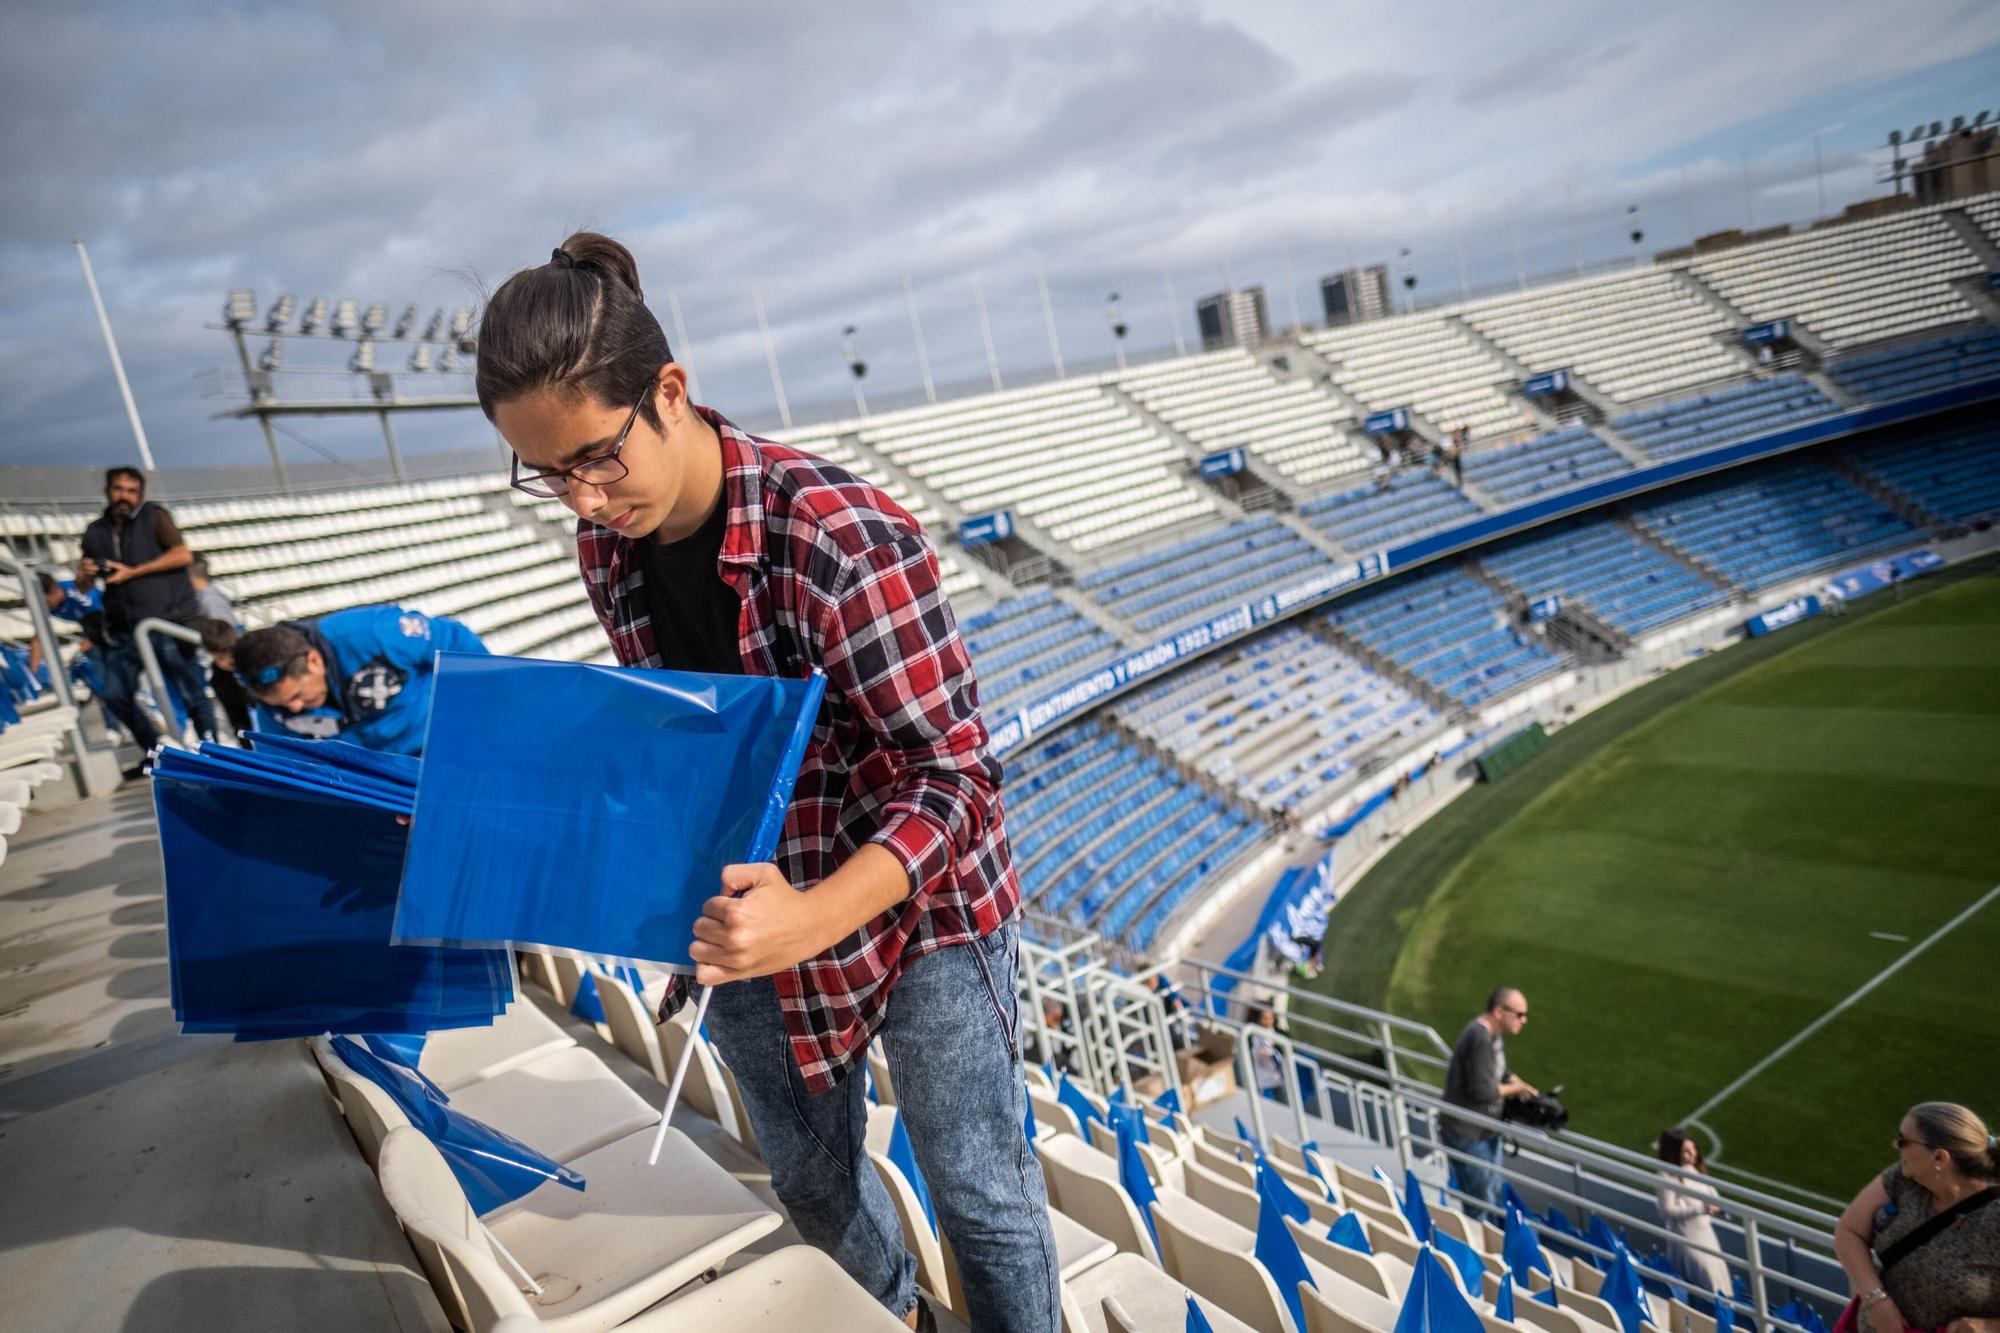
639, 500, 741, 676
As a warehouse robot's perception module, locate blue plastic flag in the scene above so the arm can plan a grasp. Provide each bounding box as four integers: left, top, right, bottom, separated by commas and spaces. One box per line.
1402, 1168, 1435, 1243
1503, 1182, 1538, 1221
1773, 1301, 1829, 1333
1393, 1245, 1486, 1333
396, 659, 825, 966
1495, 1269, 1517, 1322
1598, 1248, 1656, 1333
155, 769, 510, 1039
1328, 1211, 1374, 1255
1301, 1144, 1333, 1194
1533, 1285, 1560, 1308
1588, 1213, 1627, 1269
569, 970, 606, 1024
1257, 1153, 1312, 1225
1713, 1296, 1735, 1333
1431, 1229, 1488, 1296
887, 1109, 938, 1237
1503, 1207, 1553, 1281
1058, 1074, 1103, 1129
1253, 1167, 1317, 1333
363, 1033, 428, 1068
1185, 1295, 1215, 1333
1234, 1114, 1261, 1152
1114, 1106, 1161, 1251
331, 1036, 582, 1214
1154, 1087, 1184, 1118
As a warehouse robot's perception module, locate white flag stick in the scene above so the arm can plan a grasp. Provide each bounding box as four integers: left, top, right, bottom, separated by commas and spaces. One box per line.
647, 982, 714, 1166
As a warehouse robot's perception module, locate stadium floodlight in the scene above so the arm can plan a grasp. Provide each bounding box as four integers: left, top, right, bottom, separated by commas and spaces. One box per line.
300, 296, 327, 334
409, 342, 434, 372
361, 303, 388, 337
1929, 120, 1942, 138
348, 340, 374, 372
1627, 204, 1644, 248
393, 304, 418, 339
258, 338, 284, 371
1976, 110, 1991, 128
1105, 292, 1127, 342
1888, 129, 1902, 146
331, 299, 359, 338
421, 308, 445, 341
266, 294, 295, 332
1951, 115, 1966, 133
841, 325, 867, 380
1397, 247, 1417, 292
225, 289, 257, 329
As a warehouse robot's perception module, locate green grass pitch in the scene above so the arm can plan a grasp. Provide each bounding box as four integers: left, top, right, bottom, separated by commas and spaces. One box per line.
1309, 562, 2000, 1201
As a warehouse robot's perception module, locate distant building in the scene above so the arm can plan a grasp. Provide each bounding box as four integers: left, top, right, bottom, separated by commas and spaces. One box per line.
1320, 265, 1393, 328
1196, 286, 1270, 351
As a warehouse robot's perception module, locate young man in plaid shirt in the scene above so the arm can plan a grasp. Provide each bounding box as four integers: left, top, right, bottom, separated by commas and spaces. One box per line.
480, 233, 1058, 1333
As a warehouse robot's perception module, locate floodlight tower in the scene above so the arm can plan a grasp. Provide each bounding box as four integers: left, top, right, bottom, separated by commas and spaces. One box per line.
1105, 292, 1128, 370
223, 286, 290, 488
1397, 248, 1417, 314
1626, 205, 1645, 269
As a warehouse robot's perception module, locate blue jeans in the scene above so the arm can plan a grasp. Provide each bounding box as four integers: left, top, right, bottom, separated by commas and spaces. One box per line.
1443, 1127, 1505, 1215
102, 632, 215, 750
703, 920, 1059, 1332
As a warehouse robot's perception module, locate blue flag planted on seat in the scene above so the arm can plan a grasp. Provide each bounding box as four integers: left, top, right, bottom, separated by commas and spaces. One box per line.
1301, 1144, 1333, 1194
1432, 1229, 1488, 1295
1234, 1115, 1260, 1152
1114, 1106, 1161, 1251
888, 1109, 938, 1237
1533, 1285, 1561, 1308
1402, 1168, 1435, 1242
1598, 1248, 1655, 1333
395, 659, 825, 966
1394, 1245, 1486, 1333
331, 1036, 582, 1215
1154, 1086, 1184, 1118
1328, 1211, 1374, 1255
1185, 1294, 1216, 1333
1503, 1206, 1553, 1281
1495, 1268, 1517, 1322
1257, 1154, 1312, 1225
1713, 1295, 1735, 1333
1503, 1181, 1538, 1222
1058, 1073, 1103, 1129
1254, 1167, 1317, 1333
569, 970, 605, 1024
1588, 1213, 1627, 1269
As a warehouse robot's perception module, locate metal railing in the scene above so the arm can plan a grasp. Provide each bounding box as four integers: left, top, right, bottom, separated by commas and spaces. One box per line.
133, 617, 209, 752
1014, 931, 1847, 1330
0, 553, 111, 798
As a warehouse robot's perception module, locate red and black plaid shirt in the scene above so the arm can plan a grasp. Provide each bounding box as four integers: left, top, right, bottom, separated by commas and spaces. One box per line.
577, 407, 1019, 1092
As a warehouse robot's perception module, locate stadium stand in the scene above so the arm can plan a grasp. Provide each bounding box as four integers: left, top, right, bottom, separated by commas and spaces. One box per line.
1113, 625, 1438, 817
846, 377, 1219, 553
1460, 266, 1744, 403
1305, 310, 1534, 442
1477, 519, 1731, 639
1077, 516, 1324, 635
1321, 564, 1567, 708
1296, 469, 1485, 554
1629, 458, 1918, 590
957, 587, 1125, 717
1689, 201, 1989, 345
1847, 416, 2000, 526
1825, 328, 2000, 401
1114, 348, 1372, 488
1611, 375, 1837, 460
1457, 425, 1632, 505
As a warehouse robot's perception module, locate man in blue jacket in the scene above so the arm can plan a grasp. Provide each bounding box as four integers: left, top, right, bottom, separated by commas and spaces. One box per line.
208, 605, 487, 754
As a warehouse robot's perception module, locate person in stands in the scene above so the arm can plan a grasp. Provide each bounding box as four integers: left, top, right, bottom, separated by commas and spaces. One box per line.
1834, 1101, 2000, 1333
1654, 1127, 1731, 1294
73, 467, 218, 765
1440, 985, 1539, 1214
186, 555, 252, 735
204, 606, 485, 755
475, 231, 1055, 1332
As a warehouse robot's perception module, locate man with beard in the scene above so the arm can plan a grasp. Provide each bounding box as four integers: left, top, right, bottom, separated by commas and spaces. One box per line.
74, 467, 217, 770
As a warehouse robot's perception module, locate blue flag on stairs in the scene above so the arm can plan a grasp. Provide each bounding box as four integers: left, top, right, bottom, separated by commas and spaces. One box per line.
1114, 1108, 1161, 1251
1328, 1211, 1374, 1255
1401, 1168, 1435, 1242
1257, 1153, 1313, 1225
1394, 1245, 1486, 1333
1496, 1269, 1517, 1323
1503, 1206, 1553, 1281
888, 1110, 938, 1237
1254, 1167, 1317, 1333
1598, 1248, 1656, 1333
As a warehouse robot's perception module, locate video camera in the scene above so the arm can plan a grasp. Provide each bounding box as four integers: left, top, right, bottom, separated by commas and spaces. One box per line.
1502, 1083, 1569, 1132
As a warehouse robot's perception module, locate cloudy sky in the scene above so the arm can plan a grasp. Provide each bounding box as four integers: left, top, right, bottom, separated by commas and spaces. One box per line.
3, 1, 1997, 486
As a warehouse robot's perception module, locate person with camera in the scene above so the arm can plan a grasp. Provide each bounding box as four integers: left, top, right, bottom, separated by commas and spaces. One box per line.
1440, 986, 1538, 1215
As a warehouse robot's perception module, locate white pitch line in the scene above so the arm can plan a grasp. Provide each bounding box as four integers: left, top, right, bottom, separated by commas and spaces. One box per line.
1686, 881, 2000, 1123
1869, 931, 1909, 942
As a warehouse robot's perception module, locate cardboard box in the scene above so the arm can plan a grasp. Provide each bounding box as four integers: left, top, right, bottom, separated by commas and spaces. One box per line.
1175, 1028, 1240, 1110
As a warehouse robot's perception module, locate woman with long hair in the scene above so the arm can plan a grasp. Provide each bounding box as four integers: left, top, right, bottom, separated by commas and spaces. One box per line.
1654, 1127, 1731, 1294
476, 233, 1058, 1332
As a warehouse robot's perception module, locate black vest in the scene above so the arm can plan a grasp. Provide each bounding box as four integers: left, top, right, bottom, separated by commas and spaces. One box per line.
81, 500, 199, 634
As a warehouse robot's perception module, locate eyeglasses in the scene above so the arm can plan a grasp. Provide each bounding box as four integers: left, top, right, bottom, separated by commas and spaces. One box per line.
510, 388, 647, 498
1893, 1135, 1937, 1151
1501, 1006, 1528, 1019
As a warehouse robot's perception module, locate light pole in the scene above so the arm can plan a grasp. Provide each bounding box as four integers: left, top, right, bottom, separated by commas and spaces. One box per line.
842, 324, 869, 417
1397, 248, 1417, 314
1105, 292, 1128, 371
1627, 204, 1646, 269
